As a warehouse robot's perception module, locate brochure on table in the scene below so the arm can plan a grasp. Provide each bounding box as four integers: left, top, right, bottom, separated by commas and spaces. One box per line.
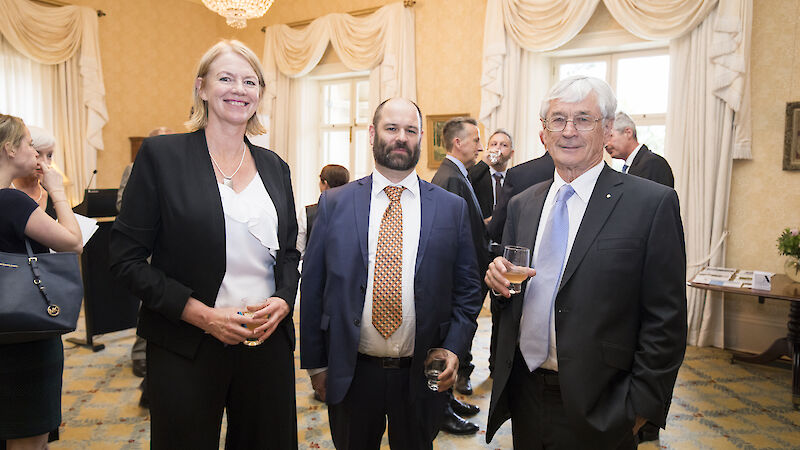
691, 267, 775, 290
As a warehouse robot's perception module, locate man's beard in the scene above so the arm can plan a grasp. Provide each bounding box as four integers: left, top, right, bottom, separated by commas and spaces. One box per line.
373, 135, 421, 171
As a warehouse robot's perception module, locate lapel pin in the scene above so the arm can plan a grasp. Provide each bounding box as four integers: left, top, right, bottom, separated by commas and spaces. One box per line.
606, 193, 612, 198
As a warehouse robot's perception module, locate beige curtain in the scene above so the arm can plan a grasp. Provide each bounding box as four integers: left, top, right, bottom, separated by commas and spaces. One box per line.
604, 0, 717, 40
0, 0, 107, 204
479, 0, 752, 347
262, 2, 416, 157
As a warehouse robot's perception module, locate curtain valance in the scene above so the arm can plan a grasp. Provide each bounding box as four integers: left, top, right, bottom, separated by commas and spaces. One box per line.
262, 2, 413, 119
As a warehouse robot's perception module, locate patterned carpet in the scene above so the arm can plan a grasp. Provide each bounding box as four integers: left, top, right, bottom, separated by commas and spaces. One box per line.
51, 303, 800, 449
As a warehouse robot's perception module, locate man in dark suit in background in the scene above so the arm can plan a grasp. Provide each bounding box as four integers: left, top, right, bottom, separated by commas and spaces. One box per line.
605, 111, 674, 188
300, 98, 483, 449
484, 76, 687, 449
487, 151, 555, 244
430, 116, 486, 434
605, 111, 675, 443
467, 128, 515, 375
468, 128, 515, 223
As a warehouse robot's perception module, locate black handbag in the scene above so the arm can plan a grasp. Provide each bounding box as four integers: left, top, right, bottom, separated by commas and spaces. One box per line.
0, 239, 83, 344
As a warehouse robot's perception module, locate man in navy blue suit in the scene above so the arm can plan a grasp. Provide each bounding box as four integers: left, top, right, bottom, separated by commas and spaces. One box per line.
300, 98, 483, 449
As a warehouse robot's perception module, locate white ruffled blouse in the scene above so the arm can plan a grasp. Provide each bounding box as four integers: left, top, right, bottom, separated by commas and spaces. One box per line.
213, 175, 279, 310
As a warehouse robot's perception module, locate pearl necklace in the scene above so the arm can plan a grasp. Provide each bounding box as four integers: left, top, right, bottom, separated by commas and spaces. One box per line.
208, 142, 246, 189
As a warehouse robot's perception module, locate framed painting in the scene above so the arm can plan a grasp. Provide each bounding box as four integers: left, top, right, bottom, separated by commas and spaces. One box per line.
426, 113, 468, 169
784, 101, 800, 171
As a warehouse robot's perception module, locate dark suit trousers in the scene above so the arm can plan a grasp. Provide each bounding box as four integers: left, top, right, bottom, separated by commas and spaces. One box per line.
328, 357, 444, 450
147, 333, 297, 450
508, 349, 637, 450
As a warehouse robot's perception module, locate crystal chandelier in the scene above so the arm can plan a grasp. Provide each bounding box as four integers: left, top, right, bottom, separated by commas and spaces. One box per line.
202, 0, 275, 29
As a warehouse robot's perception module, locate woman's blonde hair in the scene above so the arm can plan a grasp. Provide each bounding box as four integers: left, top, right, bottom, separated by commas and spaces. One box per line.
0, 114, 27, 156
185, 40, 267, 135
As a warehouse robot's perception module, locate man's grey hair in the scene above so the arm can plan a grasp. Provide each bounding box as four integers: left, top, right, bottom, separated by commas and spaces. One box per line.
539, 75, 617, 121
613, 111, 637, 140
28, 125, 56, 152
489, 128, 513, 149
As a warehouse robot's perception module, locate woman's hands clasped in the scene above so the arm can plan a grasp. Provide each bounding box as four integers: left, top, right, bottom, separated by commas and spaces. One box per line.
182, 296, 290, 345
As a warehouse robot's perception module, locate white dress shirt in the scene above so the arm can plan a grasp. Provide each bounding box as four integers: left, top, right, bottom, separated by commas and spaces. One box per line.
527, 161, 604, 371
358, 170, 421, 357
622, 143, 643, 173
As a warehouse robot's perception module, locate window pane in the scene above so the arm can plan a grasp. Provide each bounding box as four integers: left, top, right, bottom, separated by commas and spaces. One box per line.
616, 55, 669, 115
354, 128, 369, 178
636, 125, 666, 157
322, 130, 351, 167
323, 83, 351, 125
356, 81, 370, 124
559, 61, 607, 82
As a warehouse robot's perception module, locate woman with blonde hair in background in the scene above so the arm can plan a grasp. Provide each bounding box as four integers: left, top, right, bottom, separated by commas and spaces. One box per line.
110, 40, 300, 449
0, 114, 82, 450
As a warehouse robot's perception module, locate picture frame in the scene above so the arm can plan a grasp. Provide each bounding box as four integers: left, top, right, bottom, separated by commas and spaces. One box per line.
784, 101, 800, 171
426, 113, 468, 169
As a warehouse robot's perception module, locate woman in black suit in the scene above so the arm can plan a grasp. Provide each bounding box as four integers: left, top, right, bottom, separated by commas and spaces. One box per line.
110, 40, 300, 449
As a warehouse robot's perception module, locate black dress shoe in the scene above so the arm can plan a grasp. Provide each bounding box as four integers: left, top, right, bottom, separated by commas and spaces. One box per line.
138, 378, 149, 409
455, 374, 473, 395
638, 423, 659, 442
440, 405, 479, 435
132, 359, 146, 378
450, 395, 479, 417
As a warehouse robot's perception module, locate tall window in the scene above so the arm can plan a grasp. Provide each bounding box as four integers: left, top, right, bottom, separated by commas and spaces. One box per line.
554, 49, 669, 157
320, 77, 370, 178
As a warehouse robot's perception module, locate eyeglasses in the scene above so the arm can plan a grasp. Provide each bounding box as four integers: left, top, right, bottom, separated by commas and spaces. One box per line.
542, 115, 601, 132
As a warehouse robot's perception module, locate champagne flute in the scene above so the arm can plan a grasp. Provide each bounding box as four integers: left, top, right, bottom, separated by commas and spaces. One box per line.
503, 245, 531, 294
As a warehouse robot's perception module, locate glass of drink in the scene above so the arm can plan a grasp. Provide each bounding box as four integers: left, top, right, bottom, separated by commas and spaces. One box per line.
503, 245, 531, 294
487, 148, 501, 165
240, 297, 266, 347
424, 349, 448, 392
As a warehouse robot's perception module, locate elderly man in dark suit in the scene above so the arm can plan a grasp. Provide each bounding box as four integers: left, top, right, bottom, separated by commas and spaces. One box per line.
605, 111, 674, 188
484, 75, 687, 449
300, 98, 483, 449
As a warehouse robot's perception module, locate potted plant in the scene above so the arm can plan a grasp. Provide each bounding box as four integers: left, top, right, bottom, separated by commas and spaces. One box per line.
778, 227, 800, 282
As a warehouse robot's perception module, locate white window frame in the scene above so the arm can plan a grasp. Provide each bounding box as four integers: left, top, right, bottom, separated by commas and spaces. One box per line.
318, 75, 370, 175
553, 47, 668, 131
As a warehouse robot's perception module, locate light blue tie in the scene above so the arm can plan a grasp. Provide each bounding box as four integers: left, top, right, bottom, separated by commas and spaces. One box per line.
519, 184, 575, 371
622, 164, 629, 173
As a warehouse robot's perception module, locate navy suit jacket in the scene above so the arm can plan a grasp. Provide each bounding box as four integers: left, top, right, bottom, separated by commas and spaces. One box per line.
431, 158, 490, 272
467, 160, 493, 219
299, 175, 482, 411
487, 165, 687, 447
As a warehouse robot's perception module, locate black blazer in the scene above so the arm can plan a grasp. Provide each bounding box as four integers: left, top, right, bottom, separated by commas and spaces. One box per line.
431, 158, 489, 271
487, 151, 555, 243
110, 130, 301, 360
628, 145, 674, 188
467, 160, 493, 219
487, 165, 687, 447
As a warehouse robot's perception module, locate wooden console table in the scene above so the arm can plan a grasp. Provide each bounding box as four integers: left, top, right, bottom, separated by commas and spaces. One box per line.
688, 274, 800, 409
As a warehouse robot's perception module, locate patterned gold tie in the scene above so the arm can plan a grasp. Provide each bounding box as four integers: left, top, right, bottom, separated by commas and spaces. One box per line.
372, 185, 405, 338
